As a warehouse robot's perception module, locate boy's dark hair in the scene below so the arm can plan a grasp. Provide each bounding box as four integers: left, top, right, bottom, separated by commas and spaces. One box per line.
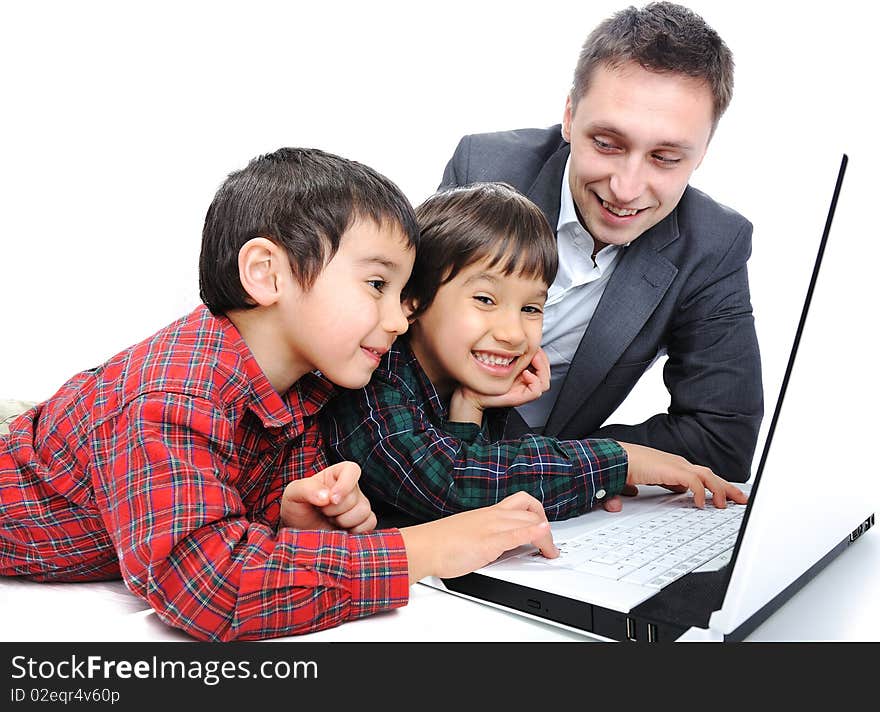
405, 183, 557, 319
199, 147, 419, 314
571, 2, 734, 129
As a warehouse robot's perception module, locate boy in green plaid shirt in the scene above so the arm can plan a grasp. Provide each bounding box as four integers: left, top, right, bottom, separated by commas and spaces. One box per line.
323, 183, 746, 524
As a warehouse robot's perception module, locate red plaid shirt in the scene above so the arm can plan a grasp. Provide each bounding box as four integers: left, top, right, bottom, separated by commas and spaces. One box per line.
0, 306, 410, 640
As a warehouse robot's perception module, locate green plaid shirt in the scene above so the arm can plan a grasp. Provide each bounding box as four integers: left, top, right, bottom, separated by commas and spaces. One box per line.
322, 337, 627, 522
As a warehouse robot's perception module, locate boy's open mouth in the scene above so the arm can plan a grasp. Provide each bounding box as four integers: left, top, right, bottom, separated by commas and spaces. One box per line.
361, 346, 385, 364
472, 351, 518, 368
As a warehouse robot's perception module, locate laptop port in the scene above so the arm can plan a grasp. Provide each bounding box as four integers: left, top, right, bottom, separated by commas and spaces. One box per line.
626, 617, 637, 641
647, 623, 658, 643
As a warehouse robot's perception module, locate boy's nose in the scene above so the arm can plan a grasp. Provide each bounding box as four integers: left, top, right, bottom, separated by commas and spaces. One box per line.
492, 312, 527, 346
381, 300, 410, 336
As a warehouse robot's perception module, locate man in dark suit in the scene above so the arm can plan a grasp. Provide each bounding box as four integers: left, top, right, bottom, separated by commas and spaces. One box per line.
440, 2, 762, 484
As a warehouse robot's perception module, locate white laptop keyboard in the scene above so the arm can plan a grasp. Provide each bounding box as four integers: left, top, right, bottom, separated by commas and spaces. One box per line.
526, 498, 746, 590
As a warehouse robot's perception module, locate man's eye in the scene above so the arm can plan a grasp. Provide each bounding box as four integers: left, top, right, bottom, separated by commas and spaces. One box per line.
368, 279, 387, 292
652, 153, 681, 166
593, 138, 619, 152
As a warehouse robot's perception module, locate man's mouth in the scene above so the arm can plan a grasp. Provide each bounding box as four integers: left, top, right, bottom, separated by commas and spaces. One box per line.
601, 198, 641, 217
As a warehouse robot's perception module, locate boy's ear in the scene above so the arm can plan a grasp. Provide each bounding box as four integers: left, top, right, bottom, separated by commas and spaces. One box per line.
402, 296, 419, 323
238, 237, 288, 307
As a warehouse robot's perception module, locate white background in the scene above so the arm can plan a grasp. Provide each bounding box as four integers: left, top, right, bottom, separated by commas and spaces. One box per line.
1, 0, 877, 643
1, 0, 876, 476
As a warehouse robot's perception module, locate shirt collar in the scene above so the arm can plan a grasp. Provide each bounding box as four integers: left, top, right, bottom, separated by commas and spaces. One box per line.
213, 308, 336, 430
557, 156, 630, 255
557, 156, 582, 233
389, 336, 448, 420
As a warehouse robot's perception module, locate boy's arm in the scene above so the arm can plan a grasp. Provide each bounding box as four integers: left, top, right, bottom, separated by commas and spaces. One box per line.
323, 375, 628, 522
93, 393, 410, 642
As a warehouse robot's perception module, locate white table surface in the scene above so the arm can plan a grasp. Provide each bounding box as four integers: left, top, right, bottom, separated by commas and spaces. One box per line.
2, 527, 877, 643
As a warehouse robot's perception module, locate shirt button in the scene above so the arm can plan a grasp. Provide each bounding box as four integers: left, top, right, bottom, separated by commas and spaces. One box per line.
596, 489, 607, 499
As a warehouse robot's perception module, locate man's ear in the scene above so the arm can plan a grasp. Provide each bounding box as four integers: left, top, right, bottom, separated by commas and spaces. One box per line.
562, 95, 574, 142
238, 237, 287, 307
693, 143, 709, 172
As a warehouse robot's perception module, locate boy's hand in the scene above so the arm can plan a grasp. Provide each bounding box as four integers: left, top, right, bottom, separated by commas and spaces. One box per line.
598, 484, 639, 513
280, 461, 377, 534
618, 442, 749, 509
451, 349, 551, 423
398, 491, 558, 585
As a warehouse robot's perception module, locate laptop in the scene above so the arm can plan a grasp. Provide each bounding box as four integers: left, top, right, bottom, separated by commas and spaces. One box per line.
424, 154, 876, 642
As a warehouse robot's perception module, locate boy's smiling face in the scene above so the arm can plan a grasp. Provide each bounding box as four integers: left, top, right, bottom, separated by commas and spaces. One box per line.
408, 257, 547, 398
279, 218, 415, 389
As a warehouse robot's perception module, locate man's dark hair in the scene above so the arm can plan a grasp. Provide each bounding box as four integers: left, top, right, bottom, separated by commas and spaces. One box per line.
571, 2, 734, 128
199, 147, 419, 314
405, 183, 557, 319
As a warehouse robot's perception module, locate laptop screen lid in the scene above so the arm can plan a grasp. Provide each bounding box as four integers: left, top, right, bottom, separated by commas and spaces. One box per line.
428, 153, 875, 641
709, 153, 876, 637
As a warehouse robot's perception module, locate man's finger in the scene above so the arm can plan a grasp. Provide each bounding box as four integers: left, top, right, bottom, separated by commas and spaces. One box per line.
620, 484, 639, 497
689, 476, 706, 508
726, 483, 749, 505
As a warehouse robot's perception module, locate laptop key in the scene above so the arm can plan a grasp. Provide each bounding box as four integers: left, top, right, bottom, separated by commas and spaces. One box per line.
571, 560, 640, 579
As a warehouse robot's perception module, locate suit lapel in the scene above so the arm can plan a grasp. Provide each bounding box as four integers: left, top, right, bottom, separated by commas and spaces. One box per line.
525, 141, 570, 230
543, 212, 680, 435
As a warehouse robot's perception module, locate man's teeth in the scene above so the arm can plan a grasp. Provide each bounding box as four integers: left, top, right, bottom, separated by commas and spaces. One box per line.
602, 199, 639, 217
474, 352, 515, 366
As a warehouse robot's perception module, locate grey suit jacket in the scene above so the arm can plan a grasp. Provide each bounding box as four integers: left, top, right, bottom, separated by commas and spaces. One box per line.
440, 126, 763, 482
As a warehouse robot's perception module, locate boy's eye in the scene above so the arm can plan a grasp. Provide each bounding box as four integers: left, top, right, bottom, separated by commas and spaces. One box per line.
368, 279, 387, 293
473, 295, 495, 306
522, 305, 543, 315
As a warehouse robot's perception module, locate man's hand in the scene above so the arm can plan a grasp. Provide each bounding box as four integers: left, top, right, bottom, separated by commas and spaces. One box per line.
399, 491, 559, 585
280, 461, 377, 533
449, 349, 551, 425
618, 442, 748, 508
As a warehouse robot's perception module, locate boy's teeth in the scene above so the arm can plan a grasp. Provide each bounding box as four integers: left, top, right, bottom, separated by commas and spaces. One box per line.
474, 352, 514, 366
602, 199, 639, 216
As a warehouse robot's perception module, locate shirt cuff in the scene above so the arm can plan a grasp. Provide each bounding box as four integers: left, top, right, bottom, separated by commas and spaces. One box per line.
442, 420, 483, 442
590, 438, 628, 504
344, 528, 411, 621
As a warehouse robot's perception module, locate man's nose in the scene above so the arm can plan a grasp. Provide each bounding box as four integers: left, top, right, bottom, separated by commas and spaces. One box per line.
608, 156, 646, 205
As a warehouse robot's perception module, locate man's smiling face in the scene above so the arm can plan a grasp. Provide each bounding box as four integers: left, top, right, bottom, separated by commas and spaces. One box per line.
563, 60, 715, 250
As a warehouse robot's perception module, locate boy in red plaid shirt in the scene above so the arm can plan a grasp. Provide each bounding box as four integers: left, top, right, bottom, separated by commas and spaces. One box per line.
0, 148, 557, 641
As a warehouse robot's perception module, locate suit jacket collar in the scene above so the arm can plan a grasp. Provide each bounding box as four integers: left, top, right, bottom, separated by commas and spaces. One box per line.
524, 138, 569, 230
